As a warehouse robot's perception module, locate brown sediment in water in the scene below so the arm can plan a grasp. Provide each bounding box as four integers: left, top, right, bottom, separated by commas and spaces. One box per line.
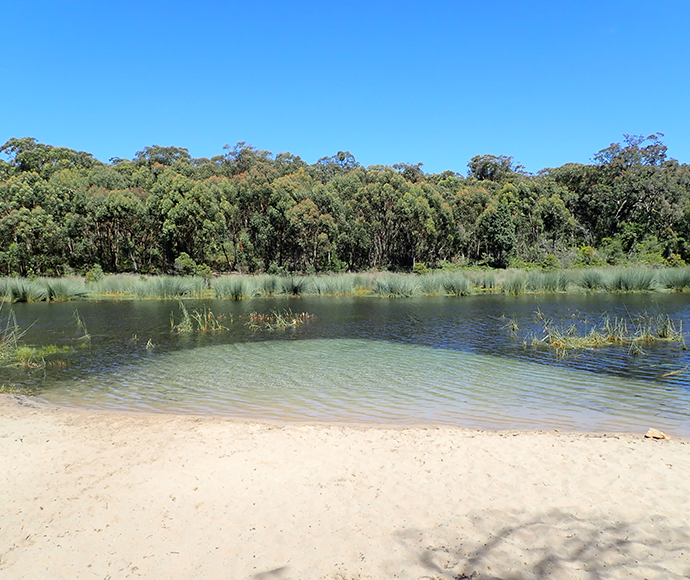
1, 395, 689, 579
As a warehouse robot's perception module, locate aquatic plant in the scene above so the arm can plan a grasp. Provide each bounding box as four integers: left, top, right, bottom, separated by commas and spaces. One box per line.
530, 312, 686, 357
246, 308, 316, 332
170, 301, 230, 332
0, 307, 70, 368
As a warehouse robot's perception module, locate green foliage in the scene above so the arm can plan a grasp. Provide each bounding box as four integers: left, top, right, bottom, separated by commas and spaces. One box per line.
412, 262, 429, 275
174, 252, 197, 276
573, 245, 605, 268
2, 134, 689, 275
540, 254, 560, 270
85, 264, 104, 283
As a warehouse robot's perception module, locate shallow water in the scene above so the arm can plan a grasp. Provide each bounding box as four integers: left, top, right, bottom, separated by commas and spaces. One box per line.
4, 293, 690, 433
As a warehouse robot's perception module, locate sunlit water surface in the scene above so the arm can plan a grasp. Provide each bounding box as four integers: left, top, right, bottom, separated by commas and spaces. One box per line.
5, 294, 690, 434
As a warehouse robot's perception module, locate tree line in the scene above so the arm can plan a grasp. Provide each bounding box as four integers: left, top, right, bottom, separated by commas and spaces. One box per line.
0, 134, 688, 276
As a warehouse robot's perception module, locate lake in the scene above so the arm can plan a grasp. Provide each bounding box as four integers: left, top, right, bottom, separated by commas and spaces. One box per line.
3, 293, 690, 434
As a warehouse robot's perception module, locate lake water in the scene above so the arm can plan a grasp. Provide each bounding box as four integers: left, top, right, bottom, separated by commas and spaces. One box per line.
4, 293, 690, 434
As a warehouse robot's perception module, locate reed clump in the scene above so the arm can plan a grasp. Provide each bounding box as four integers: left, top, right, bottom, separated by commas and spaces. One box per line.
660, 267, 690, 292
134, 276, 206, 299
170, 301, 230, 332
246, 308, 316, 331
372, 274, 420, 297
530, 313, 686, 356
212, 276, 248, 300
0, 307, 70, 368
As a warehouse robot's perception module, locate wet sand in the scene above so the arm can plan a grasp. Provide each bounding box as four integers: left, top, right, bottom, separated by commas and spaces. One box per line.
1, 395, 689, 579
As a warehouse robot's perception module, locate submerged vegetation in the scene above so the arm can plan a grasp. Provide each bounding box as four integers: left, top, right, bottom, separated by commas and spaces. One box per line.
528, 312, 687, 357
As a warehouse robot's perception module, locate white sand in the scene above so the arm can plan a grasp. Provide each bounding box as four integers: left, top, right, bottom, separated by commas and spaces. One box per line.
1, 395, 689, 580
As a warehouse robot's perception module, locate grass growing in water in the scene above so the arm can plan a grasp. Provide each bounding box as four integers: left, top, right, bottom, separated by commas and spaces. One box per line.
530, 312, 686, 356
246, 309, 316, 332
170, 301, 230, 332
0, 307, 73, 368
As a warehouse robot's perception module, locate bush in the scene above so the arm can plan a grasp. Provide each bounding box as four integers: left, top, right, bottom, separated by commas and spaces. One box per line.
174, 253, 197, 276
412, 262, 429, 275
85, 264, 104, 284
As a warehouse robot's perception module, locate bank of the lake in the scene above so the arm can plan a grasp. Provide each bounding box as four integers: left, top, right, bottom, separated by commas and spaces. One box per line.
2, 266, 690, 303
1, 395, 689, 580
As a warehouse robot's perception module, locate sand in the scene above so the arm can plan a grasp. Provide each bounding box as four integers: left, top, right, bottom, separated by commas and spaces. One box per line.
1, 395, 689, 580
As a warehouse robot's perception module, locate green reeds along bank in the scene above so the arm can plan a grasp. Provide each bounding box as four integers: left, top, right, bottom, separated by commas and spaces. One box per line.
280, 276, 309, 296
246, 308, 316, 331
526, 271, 572, 293
606, 268, 656, 292
439, 272, 471, 296
133, 276, 206, 299
372, 274, 421, 297
212, 276, 248, 300
661, 267, 690, 292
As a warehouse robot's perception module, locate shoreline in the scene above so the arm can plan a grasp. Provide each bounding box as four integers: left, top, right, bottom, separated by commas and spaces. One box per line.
2, 395, 690, 579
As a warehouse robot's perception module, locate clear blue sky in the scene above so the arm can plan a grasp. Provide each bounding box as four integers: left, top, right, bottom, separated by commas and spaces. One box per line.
3, 1, 689, 175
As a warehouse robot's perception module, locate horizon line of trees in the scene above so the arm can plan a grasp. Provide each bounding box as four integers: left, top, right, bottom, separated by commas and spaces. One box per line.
1, 133, 689, 277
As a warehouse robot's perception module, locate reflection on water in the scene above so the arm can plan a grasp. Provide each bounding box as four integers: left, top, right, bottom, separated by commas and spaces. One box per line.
4, 293, 690, 433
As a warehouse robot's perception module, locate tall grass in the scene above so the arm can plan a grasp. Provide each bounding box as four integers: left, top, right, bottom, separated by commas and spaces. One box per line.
660, 267, 690, 292
212, 276, 248, 300
526, 271, 572, 293
41, 278, 87, 301
90, 274, 141, 295
606, 268, 656, 292
501, 274, 527, 295
439, 272, 471, 296
280, 276, 309, 296
372, 274, 421, 297
132, 276, 205, 299
309, 274, 359, 296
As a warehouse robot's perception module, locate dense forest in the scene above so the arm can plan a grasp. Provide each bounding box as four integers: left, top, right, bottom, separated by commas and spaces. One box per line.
1, 134, 688, 277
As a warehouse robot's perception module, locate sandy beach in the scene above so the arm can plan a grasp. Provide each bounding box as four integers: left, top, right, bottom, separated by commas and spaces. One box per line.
1, 395, 689, 580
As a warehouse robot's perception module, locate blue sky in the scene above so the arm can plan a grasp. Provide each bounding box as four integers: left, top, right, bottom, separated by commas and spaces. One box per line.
3, 1, 689, 174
